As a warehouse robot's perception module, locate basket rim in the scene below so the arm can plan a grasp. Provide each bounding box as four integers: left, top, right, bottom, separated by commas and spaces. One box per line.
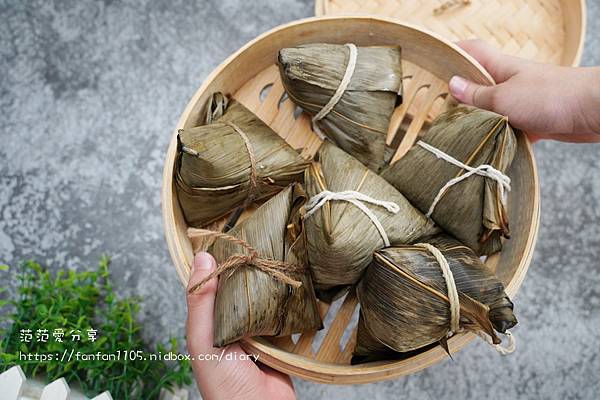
161, 15, 540, 383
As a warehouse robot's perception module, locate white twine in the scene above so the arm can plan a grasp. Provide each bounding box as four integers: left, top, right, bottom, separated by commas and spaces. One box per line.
417, 140, 511, 218
311, 43, 358, 140
416, 242, 516, 355
475, 331, 517, 356
415, 243, 461, 335
304, 190, 399, 246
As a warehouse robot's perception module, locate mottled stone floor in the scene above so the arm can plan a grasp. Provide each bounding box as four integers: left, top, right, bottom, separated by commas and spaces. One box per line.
1, 1, 599, 399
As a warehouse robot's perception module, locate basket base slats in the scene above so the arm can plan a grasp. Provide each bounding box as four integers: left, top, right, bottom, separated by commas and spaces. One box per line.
314, 291, 359, 362
292, 301, 331, 357
270, 336, 296, 352
392, 75, 448, 163
336, 329, 358, 365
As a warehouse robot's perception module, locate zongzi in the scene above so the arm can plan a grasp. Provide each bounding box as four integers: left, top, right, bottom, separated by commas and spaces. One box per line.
304, 142, 439, 300
176, 92, 310, 227
381, 105, 517, 255
278, 43, 402, 172
188, 183, 322, 347
354, 234, 517, 361
352, 314, 438, 364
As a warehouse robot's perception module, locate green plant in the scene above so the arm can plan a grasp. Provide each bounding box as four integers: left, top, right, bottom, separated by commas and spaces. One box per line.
0, 257, 192, 399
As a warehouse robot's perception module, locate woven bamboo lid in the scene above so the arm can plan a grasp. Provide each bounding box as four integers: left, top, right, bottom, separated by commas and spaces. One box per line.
315, 0, 586, 66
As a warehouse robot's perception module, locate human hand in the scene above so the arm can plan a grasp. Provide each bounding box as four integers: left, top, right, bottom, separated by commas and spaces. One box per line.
448, 39, 600, 142
186, 252, 296, 400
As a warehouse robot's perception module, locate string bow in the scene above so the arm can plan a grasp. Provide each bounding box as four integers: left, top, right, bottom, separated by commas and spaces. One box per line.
187, 228, 305, 294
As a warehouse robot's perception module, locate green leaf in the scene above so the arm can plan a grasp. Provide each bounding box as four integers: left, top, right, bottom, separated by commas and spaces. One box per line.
0, 257, 191, 398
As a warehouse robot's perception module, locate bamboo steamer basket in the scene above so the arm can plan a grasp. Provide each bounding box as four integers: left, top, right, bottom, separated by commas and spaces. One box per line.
316, 0, 586, 66
161, 16, 540, 384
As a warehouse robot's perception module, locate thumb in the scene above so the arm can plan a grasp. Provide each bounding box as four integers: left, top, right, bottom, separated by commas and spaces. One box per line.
457, 39, 523, 83
449, 76, 497, 111
186, 252, 218, 355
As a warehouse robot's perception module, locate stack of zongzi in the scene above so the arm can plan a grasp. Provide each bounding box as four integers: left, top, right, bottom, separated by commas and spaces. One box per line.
176, 92, 310, 227
303, 142, 438, 300
175, 41, 526, 364
354, 234, 517, 362
278, 43, 403, 172
381, 105, 517, 255
189, 183, 322, 347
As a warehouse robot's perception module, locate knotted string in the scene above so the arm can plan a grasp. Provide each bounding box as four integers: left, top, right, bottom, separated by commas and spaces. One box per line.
187, 228, 304, 294
415, 243, 461, 335
304, 190, 400, 246
415, 242, 516, 355
417, 140, 511, 218
311, 43, 358, 140
475, 331, 516, 355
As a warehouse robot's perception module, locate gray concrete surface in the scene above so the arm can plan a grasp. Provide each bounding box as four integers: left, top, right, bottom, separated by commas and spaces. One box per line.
1, 0, 599, 399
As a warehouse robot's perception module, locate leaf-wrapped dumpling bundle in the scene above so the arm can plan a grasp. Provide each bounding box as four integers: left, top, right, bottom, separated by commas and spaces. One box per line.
278, 43, 402, 172
176, 93, 310, 227
381, 105, 517, 255
304, 142, 438, 300
189, 183, 322, 347
351, 314, 438, 364
354, 234, 517, 362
